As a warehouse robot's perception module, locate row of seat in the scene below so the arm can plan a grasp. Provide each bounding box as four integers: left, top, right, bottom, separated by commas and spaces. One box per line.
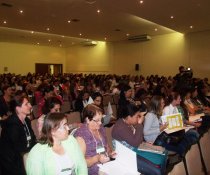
169, 130, 210, 175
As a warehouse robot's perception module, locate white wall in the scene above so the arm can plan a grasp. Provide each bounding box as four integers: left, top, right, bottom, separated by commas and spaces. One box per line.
65, 41, 113, 74
0, 42, 66, 74
1, 30, 210, 79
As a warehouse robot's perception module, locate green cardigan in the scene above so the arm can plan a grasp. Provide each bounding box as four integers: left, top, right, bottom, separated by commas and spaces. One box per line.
26, 135, 88, 175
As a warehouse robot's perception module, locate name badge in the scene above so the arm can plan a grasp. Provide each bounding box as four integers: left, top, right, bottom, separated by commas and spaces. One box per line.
27, 135, 31, 141
96, 146, 105, 154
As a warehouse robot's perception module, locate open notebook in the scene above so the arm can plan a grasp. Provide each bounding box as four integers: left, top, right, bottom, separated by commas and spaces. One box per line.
161, 113, 194, 134
98, 140, 140, 175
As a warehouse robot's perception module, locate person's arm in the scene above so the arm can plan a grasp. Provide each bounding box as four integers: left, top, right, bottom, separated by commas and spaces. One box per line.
112, 122, 142, 147
143, 113, 160, 136
26, 146, 44, 175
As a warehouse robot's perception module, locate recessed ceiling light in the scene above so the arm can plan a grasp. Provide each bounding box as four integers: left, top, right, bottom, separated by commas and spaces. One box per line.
61, 35, 65, 38
139, 0, 144, 4
46, 28, 50, 31
190, 25, 193, 29
97, 9, 101, 13
31, 31, 34, 34
79, 33, 82, 36
104, 37, 107, 40
48, 39, 51, 42
59, 44, 62, 47
3, 20, 7, 24
19, 10, 23, 14
170, 16, 174, 19
126, 33, 130, 36
155, 28, 158, 31
37, 42, 40, 45
67, 20, 71, 23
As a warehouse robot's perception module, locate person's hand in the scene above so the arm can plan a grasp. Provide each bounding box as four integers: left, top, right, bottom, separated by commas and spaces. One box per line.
109, 151, 117, 159
160, 122, 168, 131
98, 154, 110, 164
194, 122, 201, 128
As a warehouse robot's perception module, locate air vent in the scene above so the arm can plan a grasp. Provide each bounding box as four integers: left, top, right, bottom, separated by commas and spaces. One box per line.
71, 19, 80, 22
1, 2, 13, 7
85, 0, 97, 4
82, 41, 97, 46
115, 29, 121, 32
128, 34, 151, 42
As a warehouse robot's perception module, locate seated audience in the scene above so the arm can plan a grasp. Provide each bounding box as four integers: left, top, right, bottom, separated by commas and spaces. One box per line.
74, 104, 115, 175
162, 92, 199, 146
0, 93, 36, 175
26, 113, 87, 175
37, 96, 62, 137
91, 92, 112, 126
112, 103, 164, 175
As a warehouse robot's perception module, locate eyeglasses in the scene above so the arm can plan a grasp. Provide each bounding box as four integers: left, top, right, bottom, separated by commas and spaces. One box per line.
57, 123, 69, 131
92, 118, 103, 124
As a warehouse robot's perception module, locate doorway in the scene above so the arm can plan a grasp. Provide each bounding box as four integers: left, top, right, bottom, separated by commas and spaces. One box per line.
35, 63, 63, 75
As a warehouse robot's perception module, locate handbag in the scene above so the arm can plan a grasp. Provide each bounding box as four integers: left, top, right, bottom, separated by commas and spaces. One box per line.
154, 130, 185, 146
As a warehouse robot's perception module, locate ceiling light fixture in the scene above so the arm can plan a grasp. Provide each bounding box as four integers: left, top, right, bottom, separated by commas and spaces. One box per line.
190, 25, 193, 29
170, 16, 174, 19
31, 31, 34, 34
67, 20, 71, 23
97, 9, 101, 13
48, 39, 51, 42
19, 10, 23, 14
79, 33, 82, 36
3, 20, 7, 24
126, 33, 130, 36
155, 28, 158, 31
46, 28, 50, 31
139, 1, 144, 4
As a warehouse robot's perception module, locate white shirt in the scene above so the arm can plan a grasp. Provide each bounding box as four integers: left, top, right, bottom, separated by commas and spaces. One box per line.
53, 152, 75, 175
162, 104, 179, 115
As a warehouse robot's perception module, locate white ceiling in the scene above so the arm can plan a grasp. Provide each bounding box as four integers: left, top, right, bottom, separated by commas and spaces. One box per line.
1, 0, 210, 47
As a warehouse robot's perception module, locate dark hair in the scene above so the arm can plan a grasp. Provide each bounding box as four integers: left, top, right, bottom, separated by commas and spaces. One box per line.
39, 113, 67, 146
168, 91, 180, 104
91, 92, 103, 101
42, 97, 62, 115
10, 93, 28, 113
148, 96, 163, 117
82, 104, 103, 123
119, 103, 140, 119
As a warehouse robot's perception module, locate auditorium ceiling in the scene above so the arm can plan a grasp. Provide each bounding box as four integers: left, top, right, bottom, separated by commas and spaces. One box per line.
0, 0, 210, 47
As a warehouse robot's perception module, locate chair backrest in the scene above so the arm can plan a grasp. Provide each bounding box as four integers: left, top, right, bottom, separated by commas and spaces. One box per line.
31, 119, 39, 139
103, 95, 114, 106
32, 105, 39, 119
105, 125, 114, 150
66, 112, 81, 124
61, 101, 71, 113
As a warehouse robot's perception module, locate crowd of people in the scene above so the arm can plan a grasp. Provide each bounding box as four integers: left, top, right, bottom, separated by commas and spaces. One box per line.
0, 66, 210, 175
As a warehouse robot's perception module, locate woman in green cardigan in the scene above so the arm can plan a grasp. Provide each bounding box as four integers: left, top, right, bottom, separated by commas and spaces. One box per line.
26, 113, 87, 175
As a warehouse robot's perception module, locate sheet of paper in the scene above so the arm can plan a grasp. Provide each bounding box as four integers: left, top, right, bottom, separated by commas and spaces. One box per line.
98, 140, 139, 175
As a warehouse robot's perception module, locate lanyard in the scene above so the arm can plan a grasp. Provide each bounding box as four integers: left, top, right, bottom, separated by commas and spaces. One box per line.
23, 120, 31, 148
89, 128, 106, 154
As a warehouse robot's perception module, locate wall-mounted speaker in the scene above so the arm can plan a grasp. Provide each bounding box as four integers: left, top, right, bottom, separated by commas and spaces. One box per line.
135, 64, 139, 71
